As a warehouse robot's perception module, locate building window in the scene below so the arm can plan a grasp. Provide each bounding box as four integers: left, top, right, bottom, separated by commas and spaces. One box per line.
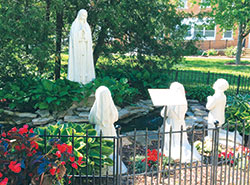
179, 0, 188, 9
194, 24, 215, 40
222, 29, 233, 40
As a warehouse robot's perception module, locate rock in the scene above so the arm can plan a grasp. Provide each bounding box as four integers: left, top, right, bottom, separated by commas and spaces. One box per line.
185, 118, 195, 128
194, 110, 207, 117
65, 109, 74, 117
0, 121, 9, 124
119, 109, 130, 119
190, 105, 206, 112
187, 99, 199, 104
35, 109, 50, 118
3, 110, 15, 116
140, 99, 153, 106
125, 130, 158, 145
194, 116, 205, 123
55, 111, 67, 119
76, 107, 91, 112
64, 116, 88, 123
79, 112, 89, 118
13, 117, 32, 125
15, 112, 37, 118
186, 111, 194, 117
122, 137, 132, 146
32, 116, 54, 125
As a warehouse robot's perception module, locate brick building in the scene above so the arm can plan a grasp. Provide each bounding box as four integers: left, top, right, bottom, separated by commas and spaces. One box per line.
179, 0, 250, 51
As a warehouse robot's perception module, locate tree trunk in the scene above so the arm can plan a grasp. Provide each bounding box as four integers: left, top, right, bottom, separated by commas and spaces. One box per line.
45, 0, 50, 22
235, 23, 243, 65
93, 27, 107, 65
54, 10, 63, 80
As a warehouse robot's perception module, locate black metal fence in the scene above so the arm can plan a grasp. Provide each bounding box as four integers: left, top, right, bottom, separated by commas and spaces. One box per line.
168, 69, 250, 94
39, 121, 250, 185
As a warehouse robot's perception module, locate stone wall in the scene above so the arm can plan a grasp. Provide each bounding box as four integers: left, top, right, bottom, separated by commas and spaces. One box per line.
0, 98, 156, 127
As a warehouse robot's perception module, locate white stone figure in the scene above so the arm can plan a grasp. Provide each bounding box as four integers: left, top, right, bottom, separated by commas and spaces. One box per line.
68, 9, 96, 84
206, 79, 242, 147
89, 86, 127, 174
161, 82, 201, 163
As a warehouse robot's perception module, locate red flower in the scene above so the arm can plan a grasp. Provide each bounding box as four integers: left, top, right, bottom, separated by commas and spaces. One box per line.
8, 161, 21, 173
15, 145, 21, 151
31, 141, 39, 149
68, 180, 72, 184
29, 128, 34, 133
28, 173, 33, 177
49, 168, 56, 176
57, 144, 67, 153
10, 127, 17, 132
18, 127, 28, 135
69, 156, 75, 162
27, 153, 33, 157
0, 178, 8, 185
56, 168, 60, 174
56, 151, 62, 158
67, 145, 73, 154
1, 132, 6, 137
61, 161, 66, 165
0, 172, 2, 178
71, 162, 78, 169
78, 156, 84, 165
21, 144, 26, 150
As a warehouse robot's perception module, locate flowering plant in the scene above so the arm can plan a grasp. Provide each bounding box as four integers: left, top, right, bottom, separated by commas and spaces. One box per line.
0, 124, 80, 185
141, 149, 162, 168
218, 145, 250, 168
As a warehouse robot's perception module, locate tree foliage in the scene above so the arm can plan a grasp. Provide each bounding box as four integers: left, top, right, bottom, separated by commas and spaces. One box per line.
199, 0, 250, 64
0, 0, 189, 82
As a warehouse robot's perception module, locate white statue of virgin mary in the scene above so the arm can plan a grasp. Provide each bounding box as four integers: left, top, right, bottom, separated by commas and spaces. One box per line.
67, 9, 96, 84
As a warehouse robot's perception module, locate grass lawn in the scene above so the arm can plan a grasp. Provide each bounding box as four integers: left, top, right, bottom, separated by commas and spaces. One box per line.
173, 57, 250, 77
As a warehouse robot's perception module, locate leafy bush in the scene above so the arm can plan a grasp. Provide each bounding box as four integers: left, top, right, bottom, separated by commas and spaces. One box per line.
0, 124, 75, 185
34, 122, 113, 175
225, 94, 250, 135
202, 49, 218, 56
185, 85, 214, 103
97, 59, 171, 99
0, 77, 84, 112
225, 46, 237, 58
91, 77, 140, 107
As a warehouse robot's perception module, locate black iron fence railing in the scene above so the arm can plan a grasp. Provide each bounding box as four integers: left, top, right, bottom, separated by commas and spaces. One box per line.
167, 69, 250, 94
21, 121, 249, 185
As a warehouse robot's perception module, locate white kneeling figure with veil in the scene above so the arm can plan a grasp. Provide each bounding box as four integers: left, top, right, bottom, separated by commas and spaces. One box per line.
161, 82, 201, 163
89, 86, 127, 174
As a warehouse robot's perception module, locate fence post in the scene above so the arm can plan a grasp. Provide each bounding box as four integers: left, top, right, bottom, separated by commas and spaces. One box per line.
206, 71, 210, 85
175, 69, 178, 81
237, 75, 241, 95
212, 121, 219, 185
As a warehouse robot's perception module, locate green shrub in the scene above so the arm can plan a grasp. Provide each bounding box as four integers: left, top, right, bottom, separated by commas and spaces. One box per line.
97, 59, 171, 99
202, 49, 218, 56
225, 46, 237, 58
0, 77, 84, 112
185, 85, 214, 103
225, 94, 250, 135
34, 122, 113, 175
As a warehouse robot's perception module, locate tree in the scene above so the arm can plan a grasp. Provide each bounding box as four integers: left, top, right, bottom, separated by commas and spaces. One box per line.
0, 0, 54, 85
200, 0, 250, 64
0, 0, 189, 80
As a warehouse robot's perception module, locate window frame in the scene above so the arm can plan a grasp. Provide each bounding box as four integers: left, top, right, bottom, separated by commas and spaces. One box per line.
222, 29, 233, 40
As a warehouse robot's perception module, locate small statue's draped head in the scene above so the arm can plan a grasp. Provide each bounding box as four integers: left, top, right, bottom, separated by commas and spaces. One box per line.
77, 9, 88, 22
213, 78, 229, 92
170, 82, 186, 97
95, 86, 112, 101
